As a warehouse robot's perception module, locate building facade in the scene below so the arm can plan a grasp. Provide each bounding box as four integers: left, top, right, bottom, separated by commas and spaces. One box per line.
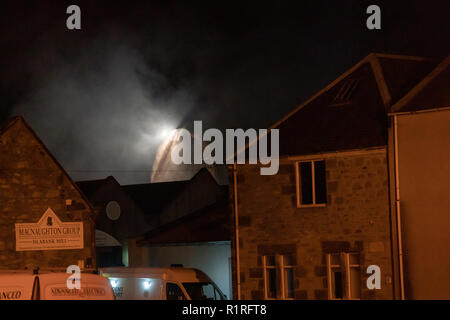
77, 167, 233, 297
229, 53, 444, 300
231, 149, 393, 300
0, 117, 96, 270
132, 168, 233, 298
77, 176, 152, 268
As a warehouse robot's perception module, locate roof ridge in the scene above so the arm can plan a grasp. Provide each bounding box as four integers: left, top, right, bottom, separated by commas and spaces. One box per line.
390, 55, 450, 113
76, 177, 109, 184
0, 115, 24, 136
122, 178, 189, 188
269, 52, 432, 130
371, 53, 428, 61
368, 53, 392, 108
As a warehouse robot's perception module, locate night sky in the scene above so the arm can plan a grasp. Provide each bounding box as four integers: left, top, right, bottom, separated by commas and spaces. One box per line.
0, 0, 448, 183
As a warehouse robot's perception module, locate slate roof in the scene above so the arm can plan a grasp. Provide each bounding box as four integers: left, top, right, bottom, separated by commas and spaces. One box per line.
76, 173, 189, 219
391, 55, 450, 113
136, 200, 231, 245
122, 167, 225, 215
238, 53, 440, 158
122, 179, 190, 214
77, 167, 230, 244
76, 177, 115, 201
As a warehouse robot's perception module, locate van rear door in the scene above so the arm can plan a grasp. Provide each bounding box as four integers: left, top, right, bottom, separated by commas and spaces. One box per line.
0, 274, 35, 300
38, 273, 114, 300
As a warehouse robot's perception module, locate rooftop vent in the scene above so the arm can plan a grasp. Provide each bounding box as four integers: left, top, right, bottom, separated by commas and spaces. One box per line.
331, 78, 360, 105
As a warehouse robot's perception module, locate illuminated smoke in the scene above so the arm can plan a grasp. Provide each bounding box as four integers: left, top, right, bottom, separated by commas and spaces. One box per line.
12, 32, 195, 184
151, 129, 228, 185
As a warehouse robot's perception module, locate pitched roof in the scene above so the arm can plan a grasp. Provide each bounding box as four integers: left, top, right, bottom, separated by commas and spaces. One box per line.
0, 116, 96, 215
136, 200, 231, 245
391, 55, 450, 114
76, 177, 110, 200
76, 176, 121, 202
266, 53, 439, 157
122, 167, 222, 215
122, 179, 189, 214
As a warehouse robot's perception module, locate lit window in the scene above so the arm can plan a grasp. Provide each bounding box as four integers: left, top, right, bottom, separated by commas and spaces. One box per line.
326, 252, 361, 300
296, 160, 327, 207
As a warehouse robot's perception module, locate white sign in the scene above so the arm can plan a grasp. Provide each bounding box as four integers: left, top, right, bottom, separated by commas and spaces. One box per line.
15, 208, 84, 251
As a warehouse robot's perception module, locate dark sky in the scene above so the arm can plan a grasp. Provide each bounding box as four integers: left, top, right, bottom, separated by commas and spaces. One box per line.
0, 0, 448, 183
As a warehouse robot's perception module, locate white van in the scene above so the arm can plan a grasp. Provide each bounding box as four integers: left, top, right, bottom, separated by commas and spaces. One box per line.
0, 270, 115, 300
99, 267, 227, 300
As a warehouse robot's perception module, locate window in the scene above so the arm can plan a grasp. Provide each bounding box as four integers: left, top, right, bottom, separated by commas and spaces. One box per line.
326, 252, 361, 300
282, 255, 295, 299
182, 282, 225, 300
263, 255, 276, 299
263, 254, 295, 299
296, 160, 327, 207
166, 283, 185, 300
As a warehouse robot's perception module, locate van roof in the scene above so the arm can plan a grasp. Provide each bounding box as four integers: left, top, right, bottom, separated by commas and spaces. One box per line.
99, 267, 211, 283
0, 270, 33, 275
0, 268, 97, 275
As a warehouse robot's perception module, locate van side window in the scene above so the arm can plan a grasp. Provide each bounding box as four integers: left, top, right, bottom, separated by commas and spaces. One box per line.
182, 282, 224, 300
166, 283, 185, 300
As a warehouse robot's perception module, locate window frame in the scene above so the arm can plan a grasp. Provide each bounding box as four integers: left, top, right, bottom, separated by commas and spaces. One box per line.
295, 160, 327, 208
263, 255, 276, 300
263, 255, 295, 300
166, 282, 186, 300
280, 255, 295, 300
326, 252, 361, 300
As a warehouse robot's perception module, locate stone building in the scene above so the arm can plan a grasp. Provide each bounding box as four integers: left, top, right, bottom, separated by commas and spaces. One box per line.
0, 116, 96, 270
127, 168, 233, 298
77, 168, 233, 298
77, 175, 151, 268
228, 53, 442, 300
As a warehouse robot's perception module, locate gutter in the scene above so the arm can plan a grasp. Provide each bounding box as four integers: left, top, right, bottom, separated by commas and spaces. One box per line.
393, 115, 406, 300
232, 163, 241, 300
389, 105, 450, 117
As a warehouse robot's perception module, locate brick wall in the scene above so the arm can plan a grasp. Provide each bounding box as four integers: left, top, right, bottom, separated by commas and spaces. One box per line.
230, 149, 394, 300
0, 118, 96, 269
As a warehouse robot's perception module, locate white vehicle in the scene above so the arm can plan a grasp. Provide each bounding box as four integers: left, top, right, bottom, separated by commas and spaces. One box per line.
99, 267, 227, 300
0, 269, 115, 300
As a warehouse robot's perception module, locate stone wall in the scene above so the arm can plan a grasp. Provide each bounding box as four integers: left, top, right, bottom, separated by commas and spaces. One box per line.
0, 118, 96, 269
230, 149, 394, 300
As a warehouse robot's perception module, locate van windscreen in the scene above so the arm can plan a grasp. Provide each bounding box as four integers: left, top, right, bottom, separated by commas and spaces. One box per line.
182, 282, 224, 300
